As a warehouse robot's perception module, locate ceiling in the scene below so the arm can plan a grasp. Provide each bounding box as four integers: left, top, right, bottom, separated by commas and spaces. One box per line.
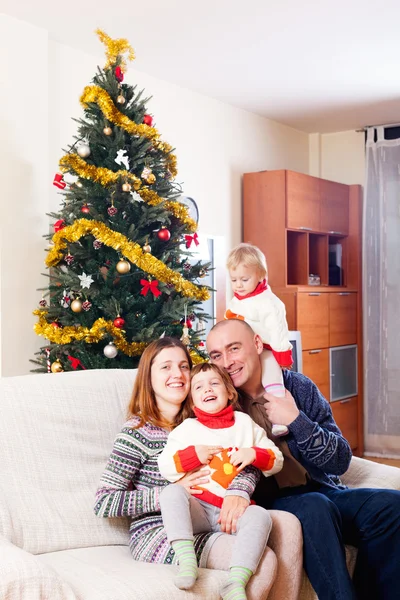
3, 0, 400, 133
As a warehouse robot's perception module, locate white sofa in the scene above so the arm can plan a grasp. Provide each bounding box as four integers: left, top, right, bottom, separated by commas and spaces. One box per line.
1, 369, 400, 600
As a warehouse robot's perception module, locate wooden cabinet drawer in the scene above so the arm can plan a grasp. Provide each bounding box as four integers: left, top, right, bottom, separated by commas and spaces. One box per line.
331, 396, 358, 450
320, 180, 349, 235
286, 171, 320, 232
302, 348, 330, 400
329, 292, 357, 347
297, 292, 329, 350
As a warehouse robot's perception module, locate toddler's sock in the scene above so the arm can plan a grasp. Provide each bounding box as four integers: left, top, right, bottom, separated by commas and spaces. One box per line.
171, 539, 198, 590
221, 566, 252, 600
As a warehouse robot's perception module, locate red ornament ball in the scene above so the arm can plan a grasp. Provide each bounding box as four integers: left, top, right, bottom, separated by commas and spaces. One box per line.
143, 114, 153, 126
157, 228, 171, 242
51, 321, 61, 328
81, 205, 90, 214
113, 317, 126, 329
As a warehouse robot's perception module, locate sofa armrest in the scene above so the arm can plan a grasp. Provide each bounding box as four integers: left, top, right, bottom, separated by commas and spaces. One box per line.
341, 456, 400, 490
0, 537, 77, 600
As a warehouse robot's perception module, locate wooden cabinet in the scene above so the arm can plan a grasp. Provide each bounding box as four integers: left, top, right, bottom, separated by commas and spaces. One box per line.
286, 171, 320, 231
329, 292, 357, 347
320, 179, 349, 235
297, 292, 329, 350
302, 348, 330, 400
243, 169, 363, 455
331, 397, 359, 450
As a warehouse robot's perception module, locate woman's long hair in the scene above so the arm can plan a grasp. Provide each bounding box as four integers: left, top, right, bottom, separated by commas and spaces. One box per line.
127, 337, 193, 430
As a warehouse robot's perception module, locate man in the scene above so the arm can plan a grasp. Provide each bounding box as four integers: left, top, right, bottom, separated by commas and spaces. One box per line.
206, 318, 400, 600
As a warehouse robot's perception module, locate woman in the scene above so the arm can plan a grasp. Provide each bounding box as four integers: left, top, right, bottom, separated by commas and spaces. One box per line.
94, 337, 276, 599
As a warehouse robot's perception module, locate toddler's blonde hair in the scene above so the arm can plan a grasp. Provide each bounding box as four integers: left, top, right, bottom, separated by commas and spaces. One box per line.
226, 243, 267, 280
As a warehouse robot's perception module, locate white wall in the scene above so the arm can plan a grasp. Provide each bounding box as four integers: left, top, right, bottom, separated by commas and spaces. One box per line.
0, 16, 49, 377
309, 130, 365, 185
0, 15, 309, 376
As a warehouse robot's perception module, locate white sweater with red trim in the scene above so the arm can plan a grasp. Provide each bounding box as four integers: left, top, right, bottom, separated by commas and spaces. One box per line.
225, 285, 292, 366
158, 411, 283, 508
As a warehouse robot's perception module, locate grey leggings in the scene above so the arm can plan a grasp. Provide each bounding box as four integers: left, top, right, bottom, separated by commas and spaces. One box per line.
160, 484, 272, 573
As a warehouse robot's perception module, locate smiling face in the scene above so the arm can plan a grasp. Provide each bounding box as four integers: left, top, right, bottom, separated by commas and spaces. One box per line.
150, 347, 191, 419
229, 263, 262, 297
191, 368, 232, 414
207, 320, 264, 398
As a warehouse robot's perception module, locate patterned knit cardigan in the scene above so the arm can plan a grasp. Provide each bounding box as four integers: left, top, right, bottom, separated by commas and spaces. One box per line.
94, 417, 260, 564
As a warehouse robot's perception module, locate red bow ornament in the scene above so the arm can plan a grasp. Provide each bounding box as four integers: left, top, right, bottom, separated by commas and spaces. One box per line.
54, 219, 66, 233
115, 66, 124, 82
68, 355, 86, 370
140, 279, 162, 297
53, 173, 66, 189
184, 233, 199, 248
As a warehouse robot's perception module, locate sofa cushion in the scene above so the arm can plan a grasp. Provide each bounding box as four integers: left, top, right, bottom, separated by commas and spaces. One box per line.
0, 538, 77, 600
38, 545, 228, 600
0, 369, 137, 554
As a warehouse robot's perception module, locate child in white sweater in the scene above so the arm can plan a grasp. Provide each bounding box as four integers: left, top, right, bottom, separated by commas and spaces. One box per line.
225, 243, 293, 436
158, 362, 283, 600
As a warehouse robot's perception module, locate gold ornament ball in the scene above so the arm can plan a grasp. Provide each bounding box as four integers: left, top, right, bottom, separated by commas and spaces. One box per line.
51, 360, 64, 373
103, 126, 113, 136
117, 95, 126, 105
71, 299, 83, 313
143, 243, 152, 253
122, 182, 132, 192
116, 259, 131, 274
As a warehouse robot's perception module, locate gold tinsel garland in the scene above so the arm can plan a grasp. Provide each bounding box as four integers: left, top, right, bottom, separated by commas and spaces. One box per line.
96, 29, 135, 72
46, 219, 210, 301
80, 85, 177, 178
34, 311, 147, 356
34, 310, 206, 362
59, 154, 197, 233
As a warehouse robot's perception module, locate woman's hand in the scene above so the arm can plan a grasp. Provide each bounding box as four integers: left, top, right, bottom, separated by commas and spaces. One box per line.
176, 467, 211, 495
195, 445, 223, 464
230, 448, 256, 472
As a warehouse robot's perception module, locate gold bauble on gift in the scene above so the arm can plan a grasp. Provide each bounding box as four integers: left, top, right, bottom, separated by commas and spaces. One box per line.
116, 94, 126, 104
71, 299, 83, 313
51, 360, 64, 373
122, 182, 132, 192
103, 126, 113, 136
116, 259, 131, 274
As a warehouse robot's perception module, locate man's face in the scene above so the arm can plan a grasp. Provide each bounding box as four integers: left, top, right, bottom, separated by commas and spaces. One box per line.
206, 321, 264, 396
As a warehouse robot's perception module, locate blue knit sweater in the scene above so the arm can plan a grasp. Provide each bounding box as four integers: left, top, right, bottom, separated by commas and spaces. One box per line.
282, 370, 352, 489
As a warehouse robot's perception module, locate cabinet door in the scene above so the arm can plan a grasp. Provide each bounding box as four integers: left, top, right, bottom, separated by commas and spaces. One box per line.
286, 171, 320, 232
320, 180, 349, 235
297, 292, 329, 350
331, 396, 358, 450
329, 292, 357, 347
302, 348, 330, 400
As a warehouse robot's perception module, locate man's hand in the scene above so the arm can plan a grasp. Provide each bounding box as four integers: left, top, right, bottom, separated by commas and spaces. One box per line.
195, 445, 223, 464
176, 467, 211, 495
218, 495, 249, 534
264, 388, 299, 426
230, 448, 256, 472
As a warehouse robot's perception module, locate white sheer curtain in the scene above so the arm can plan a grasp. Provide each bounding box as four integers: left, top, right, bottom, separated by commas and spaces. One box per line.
363, 126, 400, 457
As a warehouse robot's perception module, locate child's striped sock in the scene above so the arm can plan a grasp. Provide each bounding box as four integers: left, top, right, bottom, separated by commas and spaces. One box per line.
171, 539, 198, 590
221, 566, 253, 600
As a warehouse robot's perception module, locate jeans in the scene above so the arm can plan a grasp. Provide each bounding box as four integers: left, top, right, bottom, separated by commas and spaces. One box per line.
255, 481, 400, 600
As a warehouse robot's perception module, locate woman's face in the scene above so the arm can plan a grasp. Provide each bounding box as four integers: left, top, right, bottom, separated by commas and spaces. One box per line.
150, 347, 191, 416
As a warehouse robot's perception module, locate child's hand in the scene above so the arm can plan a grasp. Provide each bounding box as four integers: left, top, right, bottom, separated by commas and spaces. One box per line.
230, 448, 256, 472
195, 445, 223, 464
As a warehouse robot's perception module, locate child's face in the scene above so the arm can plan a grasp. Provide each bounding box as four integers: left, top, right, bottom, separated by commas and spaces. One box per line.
229, 264, 261, 297
191, 369, 232, 414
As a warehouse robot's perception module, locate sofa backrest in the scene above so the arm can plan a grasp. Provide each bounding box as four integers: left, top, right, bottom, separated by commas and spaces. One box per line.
0, 369, 137, 554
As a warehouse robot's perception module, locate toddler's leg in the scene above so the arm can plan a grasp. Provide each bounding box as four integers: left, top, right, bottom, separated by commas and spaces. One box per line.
160, 484, 210, 590
261, 350, 288, 436
221, 505, 272, 600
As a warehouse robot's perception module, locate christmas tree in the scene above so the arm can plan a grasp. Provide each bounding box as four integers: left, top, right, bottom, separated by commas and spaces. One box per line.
31, 30, 211, 373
